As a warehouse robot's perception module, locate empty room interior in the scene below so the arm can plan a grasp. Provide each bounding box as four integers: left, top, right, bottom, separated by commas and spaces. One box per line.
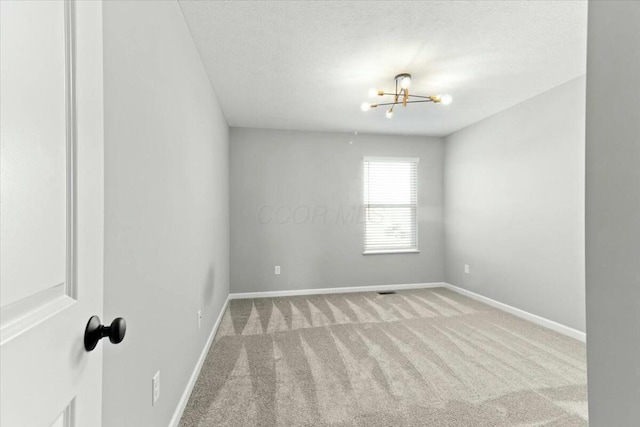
1, 1, 640, 426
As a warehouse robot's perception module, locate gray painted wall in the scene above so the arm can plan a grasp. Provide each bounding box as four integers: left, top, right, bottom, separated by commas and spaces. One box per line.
444, 76, 586, 331
585, 2, 640, 424
230, 128, 444, 293
103, 2, 229, 426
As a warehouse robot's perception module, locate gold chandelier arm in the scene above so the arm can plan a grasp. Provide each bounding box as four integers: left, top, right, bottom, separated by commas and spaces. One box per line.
379, 93, 439, 100
373, 99, 436, 107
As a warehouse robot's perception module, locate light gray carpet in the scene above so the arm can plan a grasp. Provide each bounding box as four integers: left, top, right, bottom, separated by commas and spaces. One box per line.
180, 287, 587, 426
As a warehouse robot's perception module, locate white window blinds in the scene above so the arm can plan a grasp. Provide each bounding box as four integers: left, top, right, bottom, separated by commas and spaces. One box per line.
363, 157, 419, 254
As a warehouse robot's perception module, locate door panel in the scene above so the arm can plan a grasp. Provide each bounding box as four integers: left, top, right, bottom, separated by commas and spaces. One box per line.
0, 0, 67, 309
0, 1, 104, 426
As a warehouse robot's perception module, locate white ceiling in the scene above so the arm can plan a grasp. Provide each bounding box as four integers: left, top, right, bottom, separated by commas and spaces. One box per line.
179, 1, 587, 137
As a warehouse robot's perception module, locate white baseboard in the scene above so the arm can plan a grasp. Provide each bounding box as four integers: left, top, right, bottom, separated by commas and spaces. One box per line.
229, 282, 446, 300
443, 283, 586, 343
168, 295, 230, 427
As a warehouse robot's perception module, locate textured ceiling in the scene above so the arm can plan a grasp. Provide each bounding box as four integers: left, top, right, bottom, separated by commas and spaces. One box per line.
179, 1, 587, 136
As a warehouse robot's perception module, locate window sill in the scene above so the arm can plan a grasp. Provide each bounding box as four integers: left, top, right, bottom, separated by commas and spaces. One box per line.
363, 249, 420, 255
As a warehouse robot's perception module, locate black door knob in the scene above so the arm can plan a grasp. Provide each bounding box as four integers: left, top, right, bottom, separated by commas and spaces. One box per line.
84, 315, 126, 351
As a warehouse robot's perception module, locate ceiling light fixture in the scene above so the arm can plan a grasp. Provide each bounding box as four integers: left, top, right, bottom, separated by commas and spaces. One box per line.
361, 73, 453, 118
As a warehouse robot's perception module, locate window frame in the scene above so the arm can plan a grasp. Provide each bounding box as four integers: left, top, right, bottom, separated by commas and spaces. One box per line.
362, 156, 420, 255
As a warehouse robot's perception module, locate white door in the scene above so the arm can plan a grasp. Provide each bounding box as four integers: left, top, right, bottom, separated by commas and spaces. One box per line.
1, 1, 106, 426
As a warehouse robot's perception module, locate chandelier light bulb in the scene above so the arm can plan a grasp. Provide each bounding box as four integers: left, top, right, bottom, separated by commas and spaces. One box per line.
361, 102, 371, 112
440, 94, 453, 105
400, 76, 411, 89
368, 88, 378, 98
385, 109, 394, 119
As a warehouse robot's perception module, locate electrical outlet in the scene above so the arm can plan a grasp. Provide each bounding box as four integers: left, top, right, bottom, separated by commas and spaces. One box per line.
275, 265, 281, 275
152, 371, 160, 406
197, 310, 202, 329
464, 264, 470, 274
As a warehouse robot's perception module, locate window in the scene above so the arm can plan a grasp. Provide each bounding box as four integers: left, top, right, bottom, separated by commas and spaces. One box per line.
363, 157, 419, 254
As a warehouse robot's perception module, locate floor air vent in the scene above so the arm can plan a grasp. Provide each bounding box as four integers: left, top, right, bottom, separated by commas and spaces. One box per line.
377, 291, 397, 295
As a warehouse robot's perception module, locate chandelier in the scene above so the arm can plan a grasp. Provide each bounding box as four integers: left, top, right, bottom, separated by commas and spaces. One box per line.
360, 73, 452, 119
